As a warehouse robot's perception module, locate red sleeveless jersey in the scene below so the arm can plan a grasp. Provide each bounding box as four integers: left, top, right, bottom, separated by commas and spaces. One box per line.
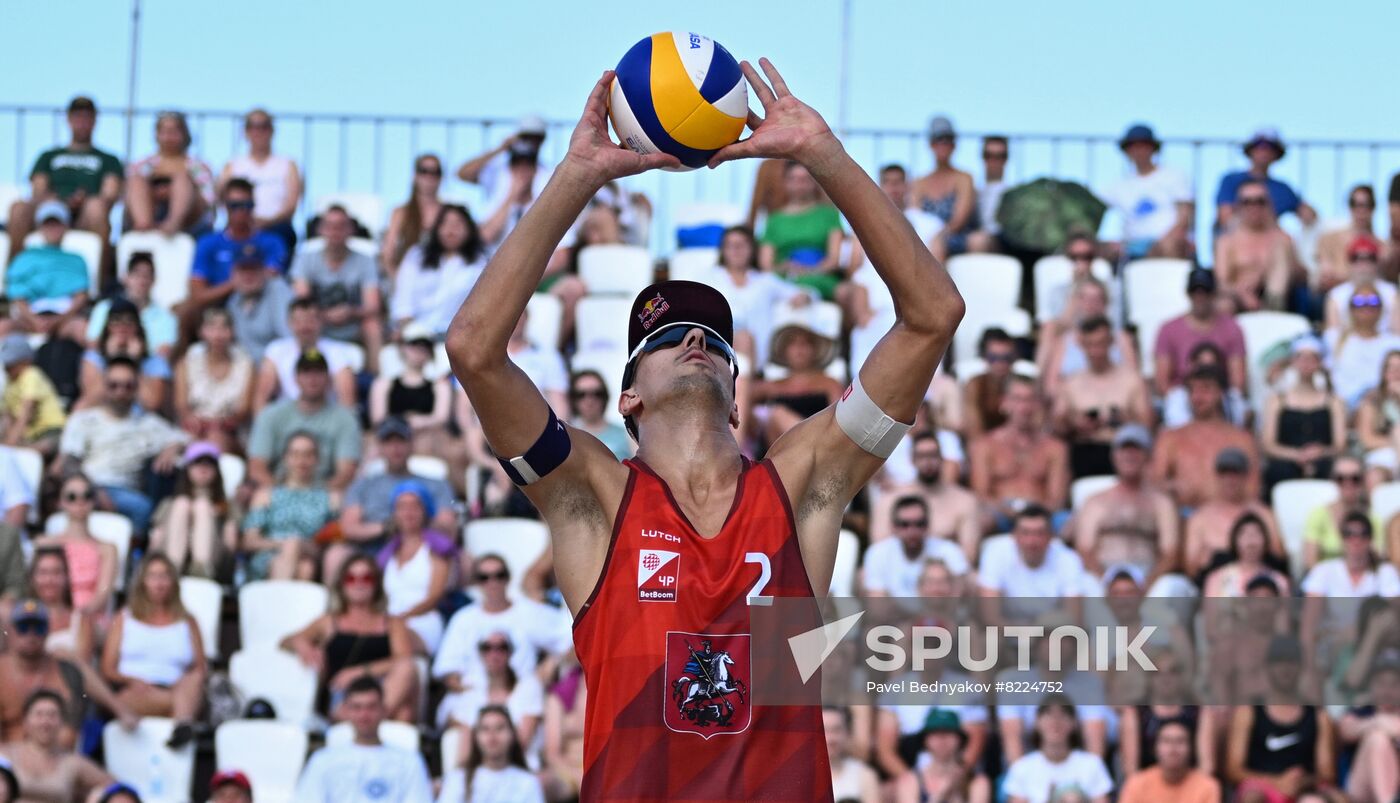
572, 457, 833, 802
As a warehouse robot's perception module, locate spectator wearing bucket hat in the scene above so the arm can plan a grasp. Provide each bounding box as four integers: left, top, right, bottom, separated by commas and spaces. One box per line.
1, 333, 66, 458
4, 200, 90, 332
1101, 123, 1194, 260
1215, 126, 1317, 230
892, 709, 992, 803
752, 304, 844, 445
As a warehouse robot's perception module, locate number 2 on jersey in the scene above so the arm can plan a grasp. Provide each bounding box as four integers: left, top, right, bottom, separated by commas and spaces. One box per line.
745, 552, 772, 606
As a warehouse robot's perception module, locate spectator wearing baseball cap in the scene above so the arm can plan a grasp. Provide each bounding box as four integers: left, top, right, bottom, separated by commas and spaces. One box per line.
455, 113, 555, 208
1322, 232, 1396, 333
246, 349, 362, 491
227, 241, 296, 363
1214, 125, 1317, 230
1151, 268, 1248, 397
1101, 122, 1195, 261
4, 95, 124, 254
0, 333, 67, 458
208, 769, 252, 802
3, 200, 90, 333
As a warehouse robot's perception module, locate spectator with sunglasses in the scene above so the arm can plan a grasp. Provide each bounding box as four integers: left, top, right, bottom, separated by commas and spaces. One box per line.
1317, 187, 1391, 296
1101, 123, 1195, 261
218, 108, 303, 252
1214, 127, 1316, 231
124, 110, 215, 236
382, 154, 445, 277
969, 135, 1009, 250
186, 179, 290, 321
861, 495, 969, 597
962, 327, 1018, 440
1215, 178, 1299, 312
441, 631, 544, 755
1326, 284, 1400, 409
1300, 456, 1384, 572
35, 475, 119, 619
1324, 235, 1396, 333
568, 370, 630, 460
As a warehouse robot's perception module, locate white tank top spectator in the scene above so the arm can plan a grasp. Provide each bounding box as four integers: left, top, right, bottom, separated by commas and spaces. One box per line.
375, 481, 454, 656
219, 109, 303, 252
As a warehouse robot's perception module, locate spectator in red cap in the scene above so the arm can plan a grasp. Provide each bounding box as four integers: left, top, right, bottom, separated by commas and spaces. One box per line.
1323, 234, 1394, 333
1317, 186, 1390, 298
209, 769, 252, 803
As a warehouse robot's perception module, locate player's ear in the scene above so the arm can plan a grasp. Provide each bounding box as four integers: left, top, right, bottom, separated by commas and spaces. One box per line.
729, 402, 740, 431
619, 387, 642, 420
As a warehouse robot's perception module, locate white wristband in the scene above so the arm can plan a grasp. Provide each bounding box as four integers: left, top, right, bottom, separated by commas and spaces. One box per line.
834, 374, 911, 459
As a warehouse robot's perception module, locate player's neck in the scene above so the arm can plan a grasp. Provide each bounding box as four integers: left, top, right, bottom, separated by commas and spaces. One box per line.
636, 421, 743, 494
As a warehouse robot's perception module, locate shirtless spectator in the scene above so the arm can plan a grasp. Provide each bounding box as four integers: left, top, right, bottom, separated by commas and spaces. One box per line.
1215, 127, 1317, 231
1214, 179, 1298, 312
963, 328, 1017, 439
1153, 268, 1248, 397
861, 496, 970, 597
1072, 424, 1179, 585
1317, 187, 1391, 306
1050, 316, 1152, 479
1102, 123, 1194, 260
1152, 367, 1259, 510
870, 433, 980, 563
970, 376, 1070, 533
1323, 235, 1395, 333
1184, 448, 1284, 578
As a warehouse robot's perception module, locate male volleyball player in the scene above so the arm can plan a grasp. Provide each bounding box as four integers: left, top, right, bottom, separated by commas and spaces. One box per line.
446, 58, 964, 801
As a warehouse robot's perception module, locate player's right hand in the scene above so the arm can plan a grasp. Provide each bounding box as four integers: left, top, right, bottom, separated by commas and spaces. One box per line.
707, 58, 840, 170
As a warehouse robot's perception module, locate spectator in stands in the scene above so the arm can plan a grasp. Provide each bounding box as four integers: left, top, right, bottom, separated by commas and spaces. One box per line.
1260, 336, 1345, 492
1327, 284, 1400, 409
861, 496, 969, 596
567, 369, 631, 461
254, 298, 358, 411
1002, 695, 1113, 803
59, 357, 186, 533
76, 297, 170, 413
435, 554, 571, 710
1161, 342, 1249, 430
746, 158, 788, 230
1102, 123, 1194, 260
173, 307, 254, 455
1050, 315, 1152, 478
824, 707, 878, 803
35, 475, 119, 618
539, 201, 621, 337
1317, 187, 1390, 303
870, 433, 979, 561
962, 327, 1017, 439
1337, 648, 1400, 803
149, 442, 236, 580
247, 350, 360, 490
1039, 234, 1120, 325
541, 659, 587, 801
125, 110, 216, 236
1201, 513, 1292, 597
0, 690, 114, 803
752, 313, 844, 446
294, 676, 432, 802
1038, 278, 1134, 397
4, 201, 90, 331
1187, 457, 1285, 575
970, 377, 1070, 533
6, 547, 90, 660
241, 431, 336, 580
0, 754, 15, 802
1301, 456, 1383, 571
390, 204, 486, 337
186, 178, 289, 322
1227, 637, 1335, 802
1302, 514, 1400, 684
1119, 718, 1220, 803
1215, 179, 1299, 311
978, 506, 1086, 626
442, 631, 544, 755
1, 334, 66, 458
1152, 268, 1248, 396
967, 134, 1009, 252
5, 96, 123, 253
281, 554, 418, 721
290, 204, 383, 362
226, 243, 295, 362
382, 154, 445, 274
368, 322, 451, 453
1324, 234, 1395, 333
478, 140, 550, 248
706, 225, 809, 369
911, 116, 978, 261
0, 447, 31, 586
1072, 424, 1179, 584
893, 709, 991, 803
208, 770, 253, 803
438, 704, 545, 803
1152, 369, 1258, 509
88, 252, 178, 359
98, 783, 143, 803
456, 114, 552, 206
758, 161, 844, 300
100, 553, 206, 749
1215, 127, 1317, 230
377, 481, 452, 655
1119, 648, 1217, 774
218, 109, 303, 251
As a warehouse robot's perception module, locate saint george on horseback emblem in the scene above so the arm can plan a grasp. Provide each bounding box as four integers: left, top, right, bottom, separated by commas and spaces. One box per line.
663, 631, 751, 738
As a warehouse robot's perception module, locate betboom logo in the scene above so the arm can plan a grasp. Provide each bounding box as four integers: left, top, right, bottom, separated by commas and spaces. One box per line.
638, 549, 680, 602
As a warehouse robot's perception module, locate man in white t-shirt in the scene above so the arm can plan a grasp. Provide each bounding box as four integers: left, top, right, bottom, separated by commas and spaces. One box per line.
255, 297, 358, 411
978, 505, 1087, 625
294, 677, 432, 803
1101, 124, 1194, 261
862, 495, 969, 597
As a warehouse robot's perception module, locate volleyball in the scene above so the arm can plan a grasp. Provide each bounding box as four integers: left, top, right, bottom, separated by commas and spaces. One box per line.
608, 31, 749, 171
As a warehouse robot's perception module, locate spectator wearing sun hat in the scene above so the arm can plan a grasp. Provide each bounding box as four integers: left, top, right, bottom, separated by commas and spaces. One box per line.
1215, 126, 1317, 230
1101, 123, 1194, 260
753, 305, 844, 445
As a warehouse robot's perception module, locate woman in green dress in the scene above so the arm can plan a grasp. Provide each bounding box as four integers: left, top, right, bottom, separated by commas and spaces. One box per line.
758, 161, 845, 300
240, 431, 337, 580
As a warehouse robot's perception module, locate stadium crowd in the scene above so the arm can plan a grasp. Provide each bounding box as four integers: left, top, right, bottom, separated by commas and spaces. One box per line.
4, 94, 1400, 803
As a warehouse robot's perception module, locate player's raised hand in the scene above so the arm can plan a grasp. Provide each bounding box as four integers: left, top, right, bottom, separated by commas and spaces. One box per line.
565, 71, 681, 184
707, 58, 840, 169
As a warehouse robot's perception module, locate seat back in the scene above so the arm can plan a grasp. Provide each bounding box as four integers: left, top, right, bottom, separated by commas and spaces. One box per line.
179, 577, 223, 659
103, 717, 195, 803
1071, 475, 1117, 509
0, 446, 42, 524
1031, 254, 1113, 322
219, 453, 246, 500
237, 580, 328, 649
228, 645, 320, 727
1122, 258, 1192, 376
115, 231, 196, 309
525, 292, 564, 354
464, 518, 550, 600
1236, 311, 1312, 411
214, 720, 309, 803
1271, 479, 1340, 577
46, 511, 133, 590
1372, 482, 1400, 529
575, 296, 632, 353
668, 248, 719, 283
578, 244, 653, 296
948, 254, 1023, 315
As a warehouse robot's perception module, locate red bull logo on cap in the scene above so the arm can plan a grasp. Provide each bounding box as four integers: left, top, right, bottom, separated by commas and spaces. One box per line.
637, 293, 670, 331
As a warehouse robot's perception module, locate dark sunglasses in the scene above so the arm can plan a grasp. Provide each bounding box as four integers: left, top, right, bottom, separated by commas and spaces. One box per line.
982, 151, 1008, 161
479, 641, 512, 653
1067, 252, 1095, 263
416, 166, 442, 177
1352, 294, 1383, 308
64, 489, 95, 502
895, 518, 928, 529
571, 388, 607, 401
227, 200, 255, 212
1237, 196, 1269, 207
630, 325, 737, 375
106, 380, 137, 391
1335, 473, 1364, 484
13, 619, 48, 636
476, 570, 509, 583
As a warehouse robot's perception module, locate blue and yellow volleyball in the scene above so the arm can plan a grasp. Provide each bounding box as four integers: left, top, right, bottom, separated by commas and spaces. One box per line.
609, 32, 749, 171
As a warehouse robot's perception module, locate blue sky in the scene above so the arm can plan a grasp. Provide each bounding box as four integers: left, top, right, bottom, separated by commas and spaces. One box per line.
4, 0, 1399, 241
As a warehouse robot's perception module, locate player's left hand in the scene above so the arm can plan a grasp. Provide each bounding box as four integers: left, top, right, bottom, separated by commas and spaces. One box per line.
707, 58, 840, 169
564, 71, 681, 184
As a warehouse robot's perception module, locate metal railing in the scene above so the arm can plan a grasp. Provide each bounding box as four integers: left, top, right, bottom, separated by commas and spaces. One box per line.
5, 104, 1400, 257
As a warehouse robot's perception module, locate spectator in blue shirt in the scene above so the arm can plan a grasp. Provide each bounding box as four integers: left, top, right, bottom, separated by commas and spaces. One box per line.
4, 200, 90, 332
1215, 127, 1317, 231
183, 178, 287, 326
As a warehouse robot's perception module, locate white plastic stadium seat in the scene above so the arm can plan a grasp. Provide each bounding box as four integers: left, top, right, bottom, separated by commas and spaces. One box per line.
219, 453, 246, 500
229, 645, 319, 728
829, 529, 859, 597
668, 248, 719, 283
1271, 479, 1339, 577
578, 244, 653, 296
0, 232, 9, 276
360, 455, 451, 482
115, 232, 196, 310
673, 202, 744, 249
1071, 475, 1117, 509
575, 297, 632, 353
0, 446, 42, 524
952, 309, 1034, 366
441, 725, 464, 771
526, 292, 563, 354
948, 254, 1022, 318
1236, 311, 1312, 413
315, 193, 386, 238
464, 518, 549, 600
325, 721, 419, 752
1032, 254, 1113, 322
103, 717, 195, 803
237, 580, 329, 649
46, 511, 132, 590
300, 236, 376, 258
214, 720, 308, 803
954, 358, 1038, 381
24, 229, 103, 294
179, 577, 223, 659
1372, 482, 1400, 529
1121, 258, 1192, 376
